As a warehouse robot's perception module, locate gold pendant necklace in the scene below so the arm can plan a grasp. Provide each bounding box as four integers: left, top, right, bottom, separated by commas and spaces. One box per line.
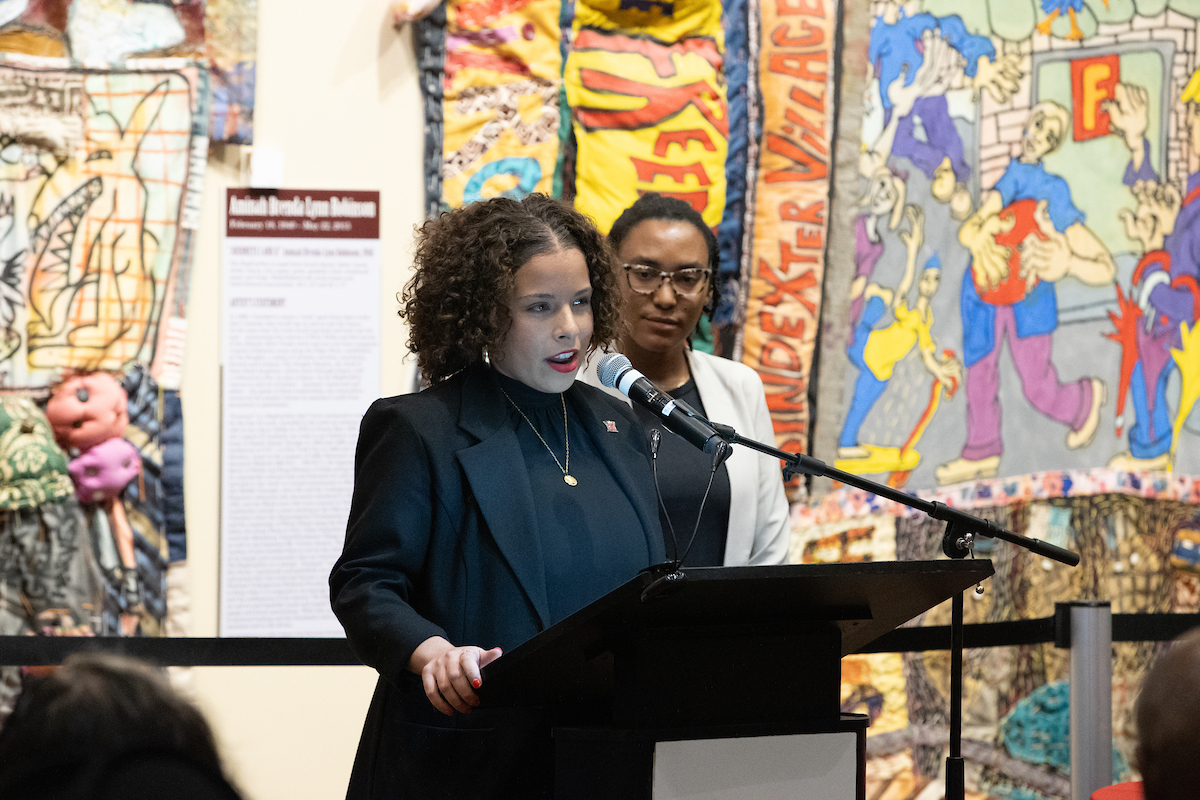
499, 387, 576, 486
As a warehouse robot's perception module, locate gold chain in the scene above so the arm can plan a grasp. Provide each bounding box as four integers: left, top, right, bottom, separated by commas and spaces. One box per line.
498, 387, 576, 486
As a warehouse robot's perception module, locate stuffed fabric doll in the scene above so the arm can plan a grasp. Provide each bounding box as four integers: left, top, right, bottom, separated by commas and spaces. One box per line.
68, 437, 141, 504
47, 373, 142, 635
46, 373, 130, 455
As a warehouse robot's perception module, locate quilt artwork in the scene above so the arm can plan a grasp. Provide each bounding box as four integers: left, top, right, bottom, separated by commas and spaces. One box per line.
0, 57, 205, 698
805, 2, 1200, 795
421, 0, 838, 458
797, 469, 1200, 799
565, 0, 729, 233
0, 0, 256, 144
0, 58, 207, 389
735, 0, 836, 465
828, 0, 1200, 491
439, 0, 565, 210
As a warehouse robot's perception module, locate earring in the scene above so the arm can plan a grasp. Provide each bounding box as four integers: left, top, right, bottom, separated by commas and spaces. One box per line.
482, 347, 491, 366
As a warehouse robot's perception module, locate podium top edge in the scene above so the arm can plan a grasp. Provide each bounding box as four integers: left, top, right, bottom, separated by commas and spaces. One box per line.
664, 559, 994, 578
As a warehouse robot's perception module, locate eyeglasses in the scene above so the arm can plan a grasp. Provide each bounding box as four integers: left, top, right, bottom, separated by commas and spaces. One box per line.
622, 264, 709, 297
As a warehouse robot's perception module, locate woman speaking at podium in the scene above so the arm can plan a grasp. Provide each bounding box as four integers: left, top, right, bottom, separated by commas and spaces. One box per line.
329, 194, 664, 799
581, 193, 790, 567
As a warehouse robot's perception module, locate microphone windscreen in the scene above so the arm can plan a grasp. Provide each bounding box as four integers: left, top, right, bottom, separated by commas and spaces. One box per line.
597, 353, 633, 389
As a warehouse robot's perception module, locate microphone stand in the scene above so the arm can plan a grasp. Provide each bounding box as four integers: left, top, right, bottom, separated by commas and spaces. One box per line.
708, 422, 1080, 800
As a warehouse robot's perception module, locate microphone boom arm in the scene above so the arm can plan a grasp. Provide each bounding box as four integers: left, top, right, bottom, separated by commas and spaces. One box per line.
708, 423, 1079, 567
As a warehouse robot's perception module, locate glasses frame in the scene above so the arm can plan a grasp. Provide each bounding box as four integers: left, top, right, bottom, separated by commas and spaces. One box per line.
621, 263, 711, 298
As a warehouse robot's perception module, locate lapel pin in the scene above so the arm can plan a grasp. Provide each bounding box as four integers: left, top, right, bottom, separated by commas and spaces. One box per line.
603, 420, 618, 433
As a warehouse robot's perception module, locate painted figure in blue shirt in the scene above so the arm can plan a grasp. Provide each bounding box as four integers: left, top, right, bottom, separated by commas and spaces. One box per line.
869, 0, 1022, 212
936, 101, 1116, 485
1104, 80, 1200, 470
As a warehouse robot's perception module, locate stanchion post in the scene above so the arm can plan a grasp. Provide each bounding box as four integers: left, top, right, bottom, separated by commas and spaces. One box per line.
1066, 601, 1113, 800
945, 590, 965, 800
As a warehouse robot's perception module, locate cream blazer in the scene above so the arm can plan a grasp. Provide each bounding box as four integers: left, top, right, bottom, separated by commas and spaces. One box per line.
580, 349, 791, 566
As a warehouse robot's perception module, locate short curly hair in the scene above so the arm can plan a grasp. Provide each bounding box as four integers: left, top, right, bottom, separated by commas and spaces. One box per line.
607, 192, 721, 317
402, 194, 622, 384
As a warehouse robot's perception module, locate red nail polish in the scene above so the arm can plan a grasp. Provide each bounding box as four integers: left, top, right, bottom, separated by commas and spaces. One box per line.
472, 678, 482, 689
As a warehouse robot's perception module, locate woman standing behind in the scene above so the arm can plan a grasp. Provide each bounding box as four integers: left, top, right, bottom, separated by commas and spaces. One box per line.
330, 194, 664, 800
581, 193, 790, 567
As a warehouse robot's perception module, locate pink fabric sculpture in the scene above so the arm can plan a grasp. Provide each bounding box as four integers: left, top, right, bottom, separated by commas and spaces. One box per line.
49, 371, 141, 635
69, 434, 142, 635
46, 373, 129, 454
68, 436, 140, 504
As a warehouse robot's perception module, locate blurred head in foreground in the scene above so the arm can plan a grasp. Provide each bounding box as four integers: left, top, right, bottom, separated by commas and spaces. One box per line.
1136, 627, 1200, 800
0, 652, 241, 800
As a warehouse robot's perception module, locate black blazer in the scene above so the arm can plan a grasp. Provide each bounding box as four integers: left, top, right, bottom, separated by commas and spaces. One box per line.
329, 364, 664, 800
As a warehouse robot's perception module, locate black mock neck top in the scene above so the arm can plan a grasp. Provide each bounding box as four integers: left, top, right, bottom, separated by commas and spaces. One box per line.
630, 375, 731, 566
492, 370, 650, 624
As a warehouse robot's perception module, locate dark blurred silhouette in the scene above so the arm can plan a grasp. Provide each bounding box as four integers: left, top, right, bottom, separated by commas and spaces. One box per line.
1135, 627, 1200, 800
0, 652, 242, 799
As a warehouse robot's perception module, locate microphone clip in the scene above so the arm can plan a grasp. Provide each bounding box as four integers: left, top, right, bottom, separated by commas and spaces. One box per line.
709, 438, 731, 469
639, 563, 687, 603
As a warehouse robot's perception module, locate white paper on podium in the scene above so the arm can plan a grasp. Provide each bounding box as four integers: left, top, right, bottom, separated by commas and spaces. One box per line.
653, 731, 858, 799
220, 189, 381, 637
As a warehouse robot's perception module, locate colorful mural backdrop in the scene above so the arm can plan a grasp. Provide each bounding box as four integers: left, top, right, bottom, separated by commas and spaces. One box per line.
0, 0, 224, 677
0, 54, 204, 717
0, 58, 207, 390
439, 0, 564, 210
829, 0, 1200, 491
424, 0, 836, 455
735, 0, 836, 464
0, 0, 257, 144
808, 1, 1200, 796
796, 468, 1200, 799
206, 0, 258, 144
565, 0, 729, 232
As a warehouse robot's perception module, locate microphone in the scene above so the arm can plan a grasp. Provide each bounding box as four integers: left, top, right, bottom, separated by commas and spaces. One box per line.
597, 353, 726, 456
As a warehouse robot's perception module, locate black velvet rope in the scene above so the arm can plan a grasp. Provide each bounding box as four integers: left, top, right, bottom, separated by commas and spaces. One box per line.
0, 613, 1197, 665
0, 637, 360, 667
857, 617, 1059, 654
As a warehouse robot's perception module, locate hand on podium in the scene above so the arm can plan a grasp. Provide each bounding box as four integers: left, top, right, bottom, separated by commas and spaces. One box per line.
410, 636, 503, 716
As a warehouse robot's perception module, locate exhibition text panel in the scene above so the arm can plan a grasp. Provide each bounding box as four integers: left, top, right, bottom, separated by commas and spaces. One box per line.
220, 189, 381, 637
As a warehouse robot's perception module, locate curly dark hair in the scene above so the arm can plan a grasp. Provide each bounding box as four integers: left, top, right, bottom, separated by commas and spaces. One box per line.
402, 194, 622, 383
607, 193, 721, 317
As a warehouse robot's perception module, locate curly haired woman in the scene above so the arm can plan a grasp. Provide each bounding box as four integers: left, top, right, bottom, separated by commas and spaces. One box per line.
329, 194, 664, 800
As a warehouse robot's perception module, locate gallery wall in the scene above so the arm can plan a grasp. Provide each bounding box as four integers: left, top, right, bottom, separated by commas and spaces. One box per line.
180, 1, 422, 797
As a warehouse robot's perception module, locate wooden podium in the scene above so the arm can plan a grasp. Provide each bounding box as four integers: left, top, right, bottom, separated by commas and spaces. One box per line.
479, 560, 994, 799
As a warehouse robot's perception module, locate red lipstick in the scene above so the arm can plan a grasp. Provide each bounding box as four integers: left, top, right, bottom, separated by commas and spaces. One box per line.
547, 350, 579, 373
